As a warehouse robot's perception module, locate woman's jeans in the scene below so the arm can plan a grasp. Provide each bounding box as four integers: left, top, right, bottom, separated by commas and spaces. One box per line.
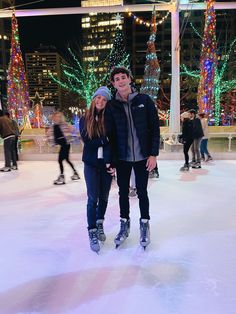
191, 138, 202, 163
116, 159, 150, 220
84, 162, 112, 230
200, 139, 210, 157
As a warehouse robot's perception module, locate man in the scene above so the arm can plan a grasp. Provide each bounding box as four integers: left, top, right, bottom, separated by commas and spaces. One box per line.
0, 110, 18, 171
105, 67, 160, 249
188, 109, 204, 169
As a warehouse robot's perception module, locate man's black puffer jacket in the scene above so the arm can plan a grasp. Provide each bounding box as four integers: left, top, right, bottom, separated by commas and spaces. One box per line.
105, 93, 160, 162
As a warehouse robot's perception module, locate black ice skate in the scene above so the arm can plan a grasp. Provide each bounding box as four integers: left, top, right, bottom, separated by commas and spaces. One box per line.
54, 174, 65, 185
140, 219, 150, 250
96, 219, 106, 242
192, 162, 201, 169
88, 228, 100, 253
71, 171, 80, 180
114, 218, 130, 248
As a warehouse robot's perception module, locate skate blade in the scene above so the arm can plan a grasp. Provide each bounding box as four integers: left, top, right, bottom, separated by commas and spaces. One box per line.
54, 182, 65, 185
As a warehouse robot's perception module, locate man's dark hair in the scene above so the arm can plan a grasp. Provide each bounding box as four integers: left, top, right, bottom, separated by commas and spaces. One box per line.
4, 112, 10, 118
0, 110, 3, 117
110, 66, 132, 82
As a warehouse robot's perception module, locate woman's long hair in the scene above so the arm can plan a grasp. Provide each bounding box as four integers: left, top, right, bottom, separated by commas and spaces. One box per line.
85, 98, 106, 139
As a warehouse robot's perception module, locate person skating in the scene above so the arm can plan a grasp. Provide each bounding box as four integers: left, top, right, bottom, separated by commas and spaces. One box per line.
189, 109, 204, 169
79, 86, 114, 253
46, 111, 80, 185
199, 112, 213, 162
105, 67, 160, 249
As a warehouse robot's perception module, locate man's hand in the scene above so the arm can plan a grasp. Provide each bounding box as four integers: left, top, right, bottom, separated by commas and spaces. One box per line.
106, 164, 116, 176
146, 156, 157, 172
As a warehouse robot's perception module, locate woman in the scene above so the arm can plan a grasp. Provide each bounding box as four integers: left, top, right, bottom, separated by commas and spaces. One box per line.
199, 112, 213, 162
47, 111, 80, 185
179, 111, 194, 171
79, 86, 114, 253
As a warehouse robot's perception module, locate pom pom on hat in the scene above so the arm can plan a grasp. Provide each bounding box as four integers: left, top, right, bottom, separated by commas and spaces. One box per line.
92, 86, 111, 101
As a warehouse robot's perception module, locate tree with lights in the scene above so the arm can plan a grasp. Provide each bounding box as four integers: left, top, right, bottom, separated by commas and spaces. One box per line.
197, 0, 217, 114
51, 48, 108, 108
108, 26, 130, 74
140, 8, 160, 102
181, 37, 236, 125
7, 13, 30, 127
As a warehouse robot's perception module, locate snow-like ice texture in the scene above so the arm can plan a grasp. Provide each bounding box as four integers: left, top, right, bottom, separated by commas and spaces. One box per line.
0, 160, 235, 314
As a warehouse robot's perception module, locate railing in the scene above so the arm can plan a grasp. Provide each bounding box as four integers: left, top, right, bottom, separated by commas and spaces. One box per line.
161, 132, 236, 152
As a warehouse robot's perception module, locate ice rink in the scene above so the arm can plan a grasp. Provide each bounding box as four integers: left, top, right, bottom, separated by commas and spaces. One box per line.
0, 160, 235, 314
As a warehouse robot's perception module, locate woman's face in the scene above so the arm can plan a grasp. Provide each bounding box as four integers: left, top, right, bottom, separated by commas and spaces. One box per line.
94, 95, 107, 112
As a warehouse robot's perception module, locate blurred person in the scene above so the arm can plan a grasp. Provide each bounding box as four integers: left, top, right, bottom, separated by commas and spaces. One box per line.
0, 110, 17, 171
179, 111, 194, 171
199, 112, 213, 162
79, 86, 114, 253
47, 111, 80, 185
189, 109, 204, 169
5, 112, 20, 161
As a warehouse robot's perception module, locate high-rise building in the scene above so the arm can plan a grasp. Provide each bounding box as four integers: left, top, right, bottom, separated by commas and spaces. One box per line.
25, 46, 69, 110
81, 0, 123, 76
0, 0, 14, 109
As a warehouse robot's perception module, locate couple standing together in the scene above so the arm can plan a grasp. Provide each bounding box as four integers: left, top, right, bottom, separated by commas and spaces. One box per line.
79, 67, 160, 253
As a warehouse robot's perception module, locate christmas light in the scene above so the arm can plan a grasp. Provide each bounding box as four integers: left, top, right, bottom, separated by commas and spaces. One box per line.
7, 13, 30, 127
140, 8, 160, 102
125, 8, 169, 29
197, 0, 217, 115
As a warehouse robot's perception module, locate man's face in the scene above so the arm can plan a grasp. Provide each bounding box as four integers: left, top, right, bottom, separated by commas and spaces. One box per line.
112, 73, 131, 93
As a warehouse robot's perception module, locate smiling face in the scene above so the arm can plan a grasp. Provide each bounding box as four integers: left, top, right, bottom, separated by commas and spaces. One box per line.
112, 72, 132, 94
94, 95, 107, 112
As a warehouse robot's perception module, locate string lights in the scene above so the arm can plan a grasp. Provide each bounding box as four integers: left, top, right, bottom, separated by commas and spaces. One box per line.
7, 13, 30, 126
125, 8, 169, 28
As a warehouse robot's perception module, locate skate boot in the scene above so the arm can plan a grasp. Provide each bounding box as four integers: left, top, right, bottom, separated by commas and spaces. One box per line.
0, 167, 11, 172
54, 174, 65, 185
180, 163, 189, 171
140, 219, 150, 249
96, 219, 106, 242
88, 228, 100, 253
71, 171, 80, 180
114, 218, 130, 248
192, 162, 201, 169
129, 187, 137, 198
205, 155, 213, 162
189, 160, 196, 167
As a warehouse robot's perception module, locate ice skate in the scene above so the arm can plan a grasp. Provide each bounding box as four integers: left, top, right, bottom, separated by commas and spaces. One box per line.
140, 219, 150, 249
11, 165, 18, 170
205, 156, 213, 162
96, 219, 106, 242
54, 174, 65, 185
192, 162, 201, 169
0, 167, 11, 172
180, 164, 189, 172
114, 218, 130, 248
71, 171, 80, 180
88, 228, 100, 253
149, 168, 159, 179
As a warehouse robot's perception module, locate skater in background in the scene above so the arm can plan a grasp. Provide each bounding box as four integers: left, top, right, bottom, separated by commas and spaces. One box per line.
79, 86, 114, 253
5, 112, 20, 161
105, 66, 160, 249
189, 109, 204, 169
46, 111, 80, 185
0, 110, 18, 171
199, 112, 213, 162
179, 111, 194, 171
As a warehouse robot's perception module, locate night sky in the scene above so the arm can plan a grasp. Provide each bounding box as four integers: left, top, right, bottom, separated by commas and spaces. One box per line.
15, 0, 82, 57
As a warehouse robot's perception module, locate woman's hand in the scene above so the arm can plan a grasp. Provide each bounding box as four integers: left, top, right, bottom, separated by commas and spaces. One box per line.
106, 164, 116, 176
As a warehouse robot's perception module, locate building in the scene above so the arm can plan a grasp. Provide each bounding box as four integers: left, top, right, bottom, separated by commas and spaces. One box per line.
81, 0, 123, 76
0, 0, 14, 109
25, 46, 70, 111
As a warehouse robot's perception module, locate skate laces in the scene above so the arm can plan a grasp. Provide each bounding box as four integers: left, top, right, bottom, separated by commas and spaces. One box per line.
141, 222, 148, 239
118, 220, 127, 237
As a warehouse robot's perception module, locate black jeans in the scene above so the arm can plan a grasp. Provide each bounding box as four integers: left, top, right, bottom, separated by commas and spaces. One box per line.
183, 139, 193, 165
4, 136, 17, 168
58, 144, 75, 174
116, 159, 150, 220
84, 161, 112, 230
